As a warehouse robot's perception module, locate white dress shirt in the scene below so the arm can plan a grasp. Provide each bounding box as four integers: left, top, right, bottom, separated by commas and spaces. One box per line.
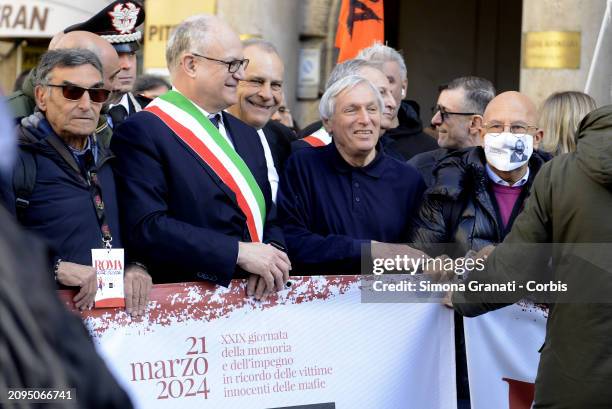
257, 128, 280, 202
486, 164, 530, 187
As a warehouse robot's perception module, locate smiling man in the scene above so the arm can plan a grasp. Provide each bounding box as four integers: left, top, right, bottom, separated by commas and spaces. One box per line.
277, 75, 425, 273
228, 39, 296, 201
294, 58, 402, 160
111, 15, 290, 300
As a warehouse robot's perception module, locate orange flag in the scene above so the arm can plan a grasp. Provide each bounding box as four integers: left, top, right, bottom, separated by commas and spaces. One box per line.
335, 0, 384, 63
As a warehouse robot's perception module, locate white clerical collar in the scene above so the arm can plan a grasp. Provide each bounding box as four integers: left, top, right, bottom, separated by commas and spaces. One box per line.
486, 163, 530, 187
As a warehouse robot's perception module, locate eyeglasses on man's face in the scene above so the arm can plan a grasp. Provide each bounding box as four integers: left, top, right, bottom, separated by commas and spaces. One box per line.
432, 105, 477, 122
483, 122, 538, 134
190, 52, 249, 73
45, 83, 110, 104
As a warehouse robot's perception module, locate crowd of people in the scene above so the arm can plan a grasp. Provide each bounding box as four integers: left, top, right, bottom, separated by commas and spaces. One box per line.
0, 0, 611, 408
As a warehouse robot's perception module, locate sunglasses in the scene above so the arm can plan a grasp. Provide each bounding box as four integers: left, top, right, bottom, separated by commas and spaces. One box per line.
45, 83, 110, 103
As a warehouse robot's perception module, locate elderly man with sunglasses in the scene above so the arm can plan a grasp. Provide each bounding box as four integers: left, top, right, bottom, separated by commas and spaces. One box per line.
111, 15, 290, 300
2, 48, 151, 316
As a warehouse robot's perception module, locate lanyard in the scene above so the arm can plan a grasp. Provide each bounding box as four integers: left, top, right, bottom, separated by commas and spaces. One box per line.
82, 150, 113, 249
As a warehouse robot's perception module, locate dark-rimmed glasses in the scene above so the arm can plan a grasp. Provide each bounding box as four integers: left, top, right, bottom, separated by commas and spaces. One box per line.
190, 52, 249, 73
433, 105, 477, 122
45, 83, 110, 103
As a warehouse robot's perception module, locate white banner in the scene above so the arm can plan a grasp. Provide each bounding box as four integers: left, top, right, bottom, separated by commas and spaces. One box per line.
67, 276, 456, 409
464, 301, 547, 409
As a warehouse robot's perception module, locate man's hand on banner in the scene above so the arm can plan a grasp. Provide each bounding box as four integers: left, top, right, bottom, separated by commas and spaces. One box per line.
56, 261, 98, 311
238, 242, 291, 300
124, 264, 153, 317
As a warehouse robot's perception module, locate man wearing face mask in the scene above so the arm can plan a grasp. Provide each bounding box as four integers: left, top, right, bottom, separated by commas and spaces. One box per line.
410, 91, 549, 256
408, 91, 550, 409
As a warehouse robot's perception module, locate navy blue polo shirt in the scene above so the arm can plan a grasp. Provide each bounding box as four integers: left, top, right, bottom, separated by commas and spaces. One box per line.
277, 142, 425, 273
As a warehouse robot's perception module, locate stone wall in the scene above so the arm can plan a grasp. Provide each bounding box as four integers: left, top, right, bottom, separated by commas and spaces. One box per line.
520, 0, 610, 107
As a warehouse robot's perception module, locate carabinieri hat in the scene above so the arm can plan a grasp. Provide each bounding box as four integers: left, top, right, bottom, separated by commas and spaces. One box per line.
64, 0, 145, 54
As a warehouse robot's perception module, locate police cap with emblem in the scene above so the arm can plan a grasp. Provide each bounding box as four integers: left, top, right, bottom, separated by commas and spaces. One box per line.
64, 0, 145, 54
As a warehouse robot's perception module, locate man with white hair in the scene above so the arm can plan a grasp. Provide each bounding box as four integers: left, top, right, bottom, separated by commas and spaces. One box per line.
357, 43, 438, 159
111, 15, 290, 300
277, 75, 426, 272
293, 58, 403, 160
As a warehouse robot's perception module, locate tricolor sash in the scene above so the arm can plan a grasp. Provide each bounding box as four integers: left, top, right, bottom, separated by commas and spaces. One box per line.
302, 127, 332, 147
145, 91, 266, 242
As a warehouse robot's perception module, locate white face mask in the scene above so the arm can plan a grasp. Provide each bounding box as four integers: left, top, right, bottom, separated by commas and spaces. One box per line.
484, 132, 533, 171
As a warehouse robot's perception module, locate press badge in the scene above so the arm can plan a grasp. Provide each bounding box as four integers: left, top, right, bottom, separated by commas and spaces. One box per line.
92, 248, 125, 308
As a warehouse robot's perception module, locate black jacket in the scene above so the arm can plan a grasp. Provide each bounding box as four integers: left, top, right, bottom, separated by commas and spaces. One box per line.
409, 146, 551, 257
383, 100, 438, 160
408, 148, 452, 188
262, 120, 297, 175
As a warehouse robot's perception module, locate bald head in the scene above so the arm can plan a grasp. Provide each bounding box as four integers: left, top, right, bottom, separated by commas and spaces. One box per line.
480, 91, 543, 180
51, 31, 120, 90
483, 91, 538, 127
47, 31, 65, 50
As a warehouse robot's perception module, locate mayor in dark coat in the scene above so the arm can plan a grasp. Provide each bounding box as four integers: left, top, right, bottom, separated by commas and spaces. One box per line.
112, 15, 290, 299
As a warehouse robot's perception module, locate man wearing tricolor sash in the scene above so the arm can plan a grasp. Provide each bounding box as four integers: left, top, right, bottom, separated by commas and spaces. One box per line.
111, 15, 291, 300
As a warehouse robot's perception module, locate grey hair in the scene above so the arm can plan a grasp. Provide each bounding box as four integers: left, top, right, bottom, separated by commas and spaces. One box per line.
441, 76, 496, 114
325, 58, 383, 89
356, 43, 407, 81
166, 14, 217, 73
242, 38, 280, 55
319, 75, 383, 120
35, 49, 103, 86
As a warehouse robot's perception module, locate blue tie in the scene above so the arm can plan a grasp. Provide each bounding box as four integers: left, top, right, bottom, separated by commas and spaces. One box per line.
209, 114, 220, 129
